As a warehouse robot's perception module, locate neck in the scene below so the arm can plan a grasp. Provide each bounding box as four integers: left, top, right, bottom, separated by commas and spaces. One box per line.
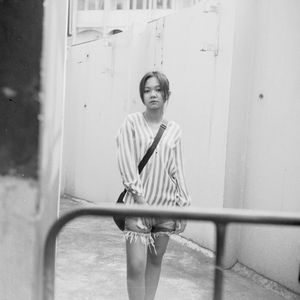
144, 109, 164, 124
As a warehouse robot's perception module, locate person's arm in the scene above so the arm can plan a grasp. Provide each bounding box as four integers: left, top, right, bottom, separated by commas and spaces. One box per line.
172, 129, 191, 233
117, 116, 146, 205
174, 129, 191, 207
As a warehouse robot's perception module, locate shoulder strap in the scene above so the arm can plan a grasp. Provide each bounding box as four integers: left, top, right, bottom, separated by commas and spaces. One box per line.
138, 120, 168, 174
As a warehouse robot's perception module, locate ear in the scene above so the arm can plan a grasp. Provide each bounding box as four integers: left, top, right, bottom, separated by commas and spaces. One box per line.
165, 90, 171, 101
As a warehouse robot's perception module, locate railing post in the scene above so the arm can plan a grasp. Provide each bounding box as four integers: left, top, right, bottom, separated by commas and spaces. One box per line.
43, 231, 57, 300
213, 223, 227, 300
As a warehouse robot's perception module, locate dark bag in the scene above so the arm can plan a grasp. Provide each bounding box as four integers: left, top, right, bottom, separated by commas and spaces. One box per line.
114, 120, 167, 231
113, 189, 127, 230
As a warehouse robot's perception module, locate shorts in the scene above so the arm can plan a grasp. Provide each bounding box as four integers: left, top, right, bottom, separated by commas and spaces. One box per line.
124, 217, 177, 253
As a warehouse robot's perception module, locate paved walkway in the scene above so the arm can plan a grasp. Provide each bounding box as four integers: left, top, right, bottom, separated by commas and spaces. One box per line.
55, 197, 300, 300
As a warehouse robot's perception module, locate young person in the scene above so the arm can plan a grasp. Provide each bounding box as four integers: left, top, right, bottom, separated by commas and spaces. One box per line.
116, 71, 191, 300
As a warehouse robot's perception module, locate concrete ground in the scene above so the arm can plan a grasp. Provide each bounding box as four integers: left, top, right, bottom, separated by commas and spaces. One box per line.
55, 196, 300, 300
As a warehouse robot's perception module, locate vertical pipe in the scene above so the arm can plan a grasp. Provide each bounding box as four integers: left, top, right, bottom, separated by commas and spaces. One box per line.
213, 223, 227, 300
43, 233, 57, 300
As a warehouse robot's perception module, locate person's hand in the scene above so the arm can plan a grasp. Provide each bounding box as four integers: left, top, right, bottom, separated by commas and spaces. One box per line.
136, 217, 148, 230
175, 219, 187, 234
136, 217, 152, 229
133, 194, 146, 205
133, 195, 150, 228
141, 217, 153, 228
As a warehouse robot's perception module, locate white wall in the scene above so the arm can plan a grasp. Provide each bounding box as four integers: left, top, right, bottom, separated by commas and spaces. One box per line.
223, 0, 257, 268
0, 177, 39, 300
62, 39, 120, 201
230, 0, 300, 293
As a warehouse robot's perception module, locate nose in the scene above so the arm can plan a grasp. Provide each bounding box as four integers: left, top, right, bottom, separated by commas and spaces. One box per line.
150, 89, 157, 97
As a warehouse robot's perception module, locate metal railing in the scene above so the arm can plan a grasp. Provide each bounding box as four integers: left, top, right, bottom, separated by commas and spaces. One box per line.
43, 205, 300, 300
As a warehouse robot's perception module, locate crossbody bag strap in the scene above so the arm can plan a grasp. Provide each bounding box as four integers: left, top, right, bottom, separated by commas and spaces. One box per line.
138, 120, 168, 174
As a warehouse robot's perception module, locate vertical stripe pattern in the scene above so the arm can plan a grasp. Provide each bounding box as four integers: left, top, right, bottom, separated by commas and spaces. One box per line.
116, 112, 191, 207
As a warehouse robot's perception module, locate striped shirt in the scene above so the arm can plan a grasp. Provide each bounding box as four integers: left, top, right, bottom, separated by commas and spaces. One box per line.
116, 112, 191, 207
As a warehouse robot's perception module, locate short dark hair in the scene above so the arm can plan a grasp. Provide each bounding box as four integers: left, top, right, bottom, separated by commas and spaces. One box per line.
139, 71, 170, 103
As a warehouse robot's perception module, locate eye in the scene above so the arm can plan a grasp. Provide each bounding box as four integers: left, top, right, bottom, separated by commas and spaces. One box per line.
144, 90, 150, 93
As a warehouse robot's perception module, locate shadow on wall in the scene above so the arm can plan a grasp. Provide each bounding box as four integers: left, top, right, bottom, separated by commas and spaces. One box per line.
0, 0, 42, 179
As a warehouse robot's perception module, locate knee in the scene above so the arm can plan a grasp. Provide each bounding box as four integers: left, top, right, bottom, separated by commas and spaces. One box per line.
127, 258, 146, 278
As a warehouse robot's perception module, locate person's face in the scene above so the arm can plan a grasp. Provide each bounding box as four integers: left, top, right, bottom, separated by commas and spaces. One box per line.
143, 77, 165, 110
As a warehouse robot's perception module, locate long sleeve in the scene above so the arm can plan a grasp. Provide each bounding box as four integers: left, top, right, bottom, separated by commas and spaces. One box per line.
173, 131, 191, 207
116, 116, 144, 196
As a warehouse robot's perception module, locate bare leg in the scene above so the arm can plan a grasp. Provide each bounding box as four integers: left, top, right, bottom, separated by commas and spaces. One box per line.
126, 237, 147, 300
144, 234, 170, 300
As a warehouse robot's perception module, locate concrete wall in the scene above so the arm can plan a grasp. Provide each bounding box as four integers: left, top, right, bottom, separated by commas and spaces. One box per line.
0, 1, 41, 177
228, 0, 300, 293
0, 0, 68, 299
222, 0, 257, 268
62, 39, 116, 201
0, 1, 42, 299
62, 0, 300, 293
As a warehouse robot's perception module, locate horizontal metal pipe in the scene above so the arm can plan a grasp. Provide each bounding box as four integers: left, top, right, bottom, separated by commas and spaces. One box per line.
43, 205, 300, 300
54, 205, 300, 229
